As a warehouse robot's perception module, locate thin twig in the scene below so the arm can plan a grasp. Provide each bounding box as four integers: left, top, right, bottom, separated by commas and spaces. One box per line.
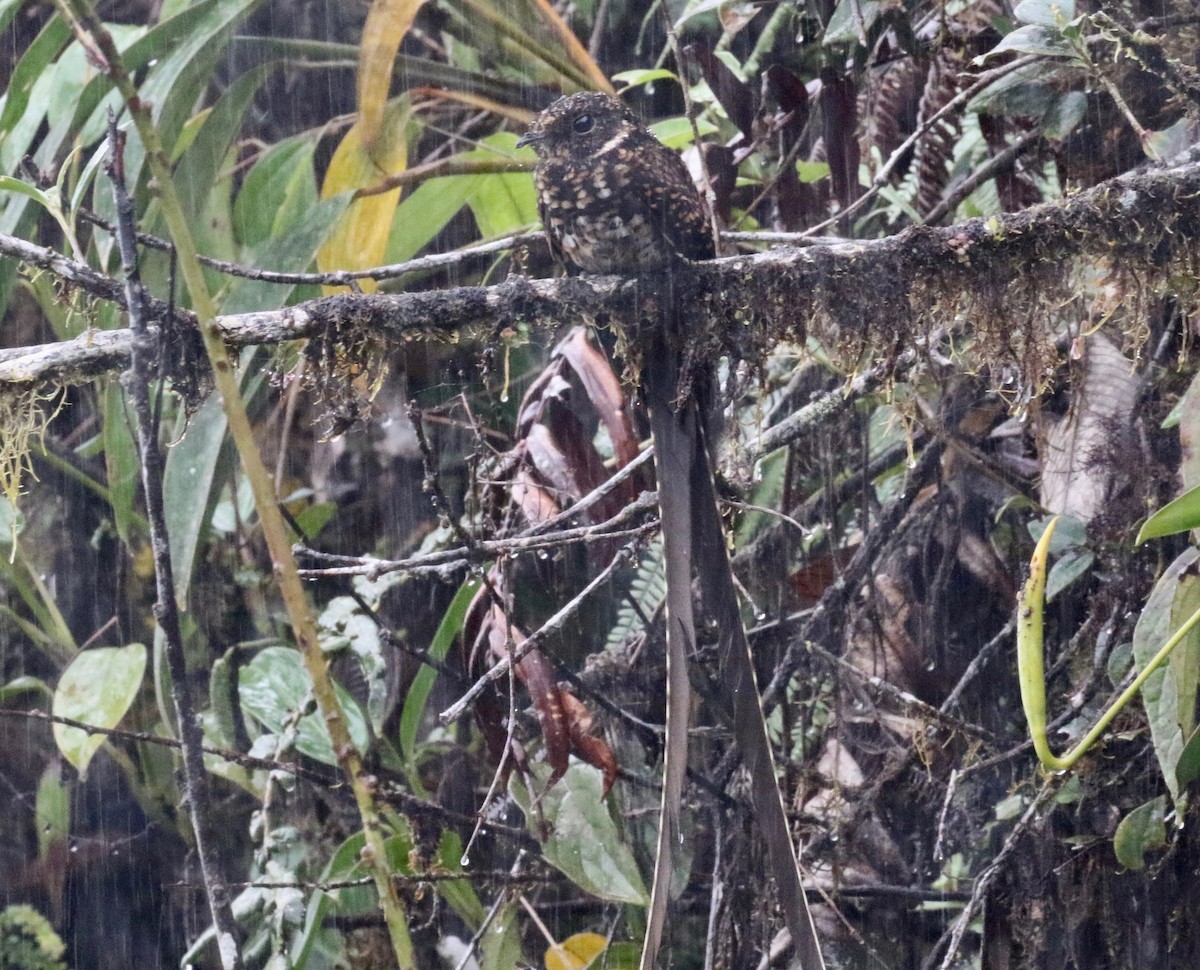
927, 776, 1065, 970
438, 545, 633, 724
103, 112, 244, 968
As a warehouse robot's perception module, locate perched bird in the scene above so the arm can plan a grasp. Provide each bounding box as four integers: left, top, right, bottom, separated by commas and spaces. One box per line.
520, 92, 824, 970
516, 91, 714, 272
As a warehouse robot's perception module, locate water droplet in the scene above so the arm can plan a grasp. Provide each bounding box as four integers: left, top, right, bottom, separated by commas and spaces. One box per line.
460, 853, 470, 867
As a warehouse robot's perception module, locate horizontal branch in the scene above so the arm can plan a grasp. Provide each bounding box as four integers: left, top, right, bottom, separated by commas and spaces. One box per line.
3, 148, 1199, 389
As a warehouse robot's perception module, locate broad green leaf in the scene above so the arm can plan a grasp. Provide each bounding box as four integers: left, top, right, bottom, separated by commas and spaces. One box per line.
101, 379, 139, 546
383, 173, 478, 264
1041, 90, 1087, 139
512, 762, 648, 905
796, 160, 831, 184
35, 763, 70, 860
1137, 482, 1200, 543
0, 15, 72, 168
980, 24, 1077, 62
238, 645, 370, 766
612, 68, 677, 90
479, 900, 524, 970
399, 579, 479, 791
465, 133, 538, 237
233, 135, 319, 249
223, 192, 353, 314
1014, 0, 1075, 26
52, 644, 148, 775
163, 352, 269, 607
1131, 548, 1200, 813
824, 0, 883, 45
1113, 795, 1166, 870
176, 61, 282, 224
317, 97, 411, 293
1177, 724, 1200, 790
649, 115, 719, 149
317, 595, 389, 731
1045, 548, 1094, 601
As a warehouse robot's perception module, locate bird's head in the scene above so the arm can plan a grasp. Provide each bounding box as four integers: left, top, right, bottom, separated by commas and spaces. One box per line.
516, 92, 640, 160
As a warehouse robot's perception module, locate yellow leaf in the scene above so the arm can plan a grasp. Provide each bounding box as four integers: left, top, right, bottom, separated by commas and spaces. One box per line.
545, 932, 607, 970
317, 97, 411, 294
358, 0, 428, 149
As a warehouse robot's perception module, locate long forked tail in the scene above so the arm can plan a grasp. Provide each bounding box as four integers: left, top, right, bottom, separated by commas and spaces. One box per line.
690, 416, 827, 970
639, 339, 698, 970
639, 334, 825, 970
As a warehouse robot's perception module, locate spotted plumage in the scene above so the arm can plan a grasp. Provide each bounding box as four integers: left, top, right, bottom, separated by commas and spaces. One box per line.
517, 92, 715, 273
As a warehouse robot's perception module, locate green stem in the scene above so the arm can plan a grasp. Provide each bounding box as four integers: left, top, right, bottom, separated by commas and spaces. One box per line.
1017, 516, 1200, 771
54, 2, 415, 965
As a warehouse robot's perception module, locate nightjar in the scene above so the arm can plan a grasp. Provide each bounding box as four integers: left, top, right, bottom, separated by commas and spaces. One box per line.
516, 92, 715, 273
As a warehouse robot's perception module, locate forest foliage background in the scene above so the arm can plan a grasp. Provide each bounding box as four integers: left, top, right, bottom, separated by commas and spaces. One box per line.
2, 0, 1200, 968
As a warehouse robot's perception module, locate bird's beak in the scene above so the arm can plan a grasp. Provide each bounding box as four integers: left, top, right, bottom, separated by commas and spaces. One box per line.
515, 130, 542, 150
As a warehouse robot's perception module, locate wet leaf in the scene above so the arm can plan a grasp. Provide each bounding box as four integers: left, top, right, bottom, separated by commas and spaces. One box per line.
238, 646, 370, 766
52, 644, 147, 775
545, 931, 607, 970
317, 97, 412, 294
1131, 548, 1200, 813
1113, 795, 1166, 870
512, 762, 648, 905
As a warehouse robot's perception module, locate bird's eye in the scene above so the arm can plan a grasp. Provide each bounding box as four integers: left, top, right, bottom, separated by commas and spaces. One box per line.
573, 114, 594, 134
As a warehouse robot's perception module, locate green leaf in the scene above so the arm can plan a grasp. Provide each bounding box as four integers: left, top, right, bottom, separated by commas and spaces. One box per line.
399, 579, 479, 791
176, 61, 282, 224
138, 0, 267, 158
1131, 548, 1200, 813
238, 645, 370, 766
465, 133, 538, 237
101, 380, 139, 546
612, 68, 677, 90
224, 191, 352, 313
1013, 0, 1075, 26
384, 173, 478, 264
1138, 480, 1200, 543
824, 0, 883, 45
52, 644, 148, 775
796, 160, 831, 184
512, 761, 649, 905
233, 135, 318, 249
1041, 90, 1087, 139
479, 899, 524, 970
981, 23, 1077, 61
648, 116, 719, 149
0, 675, 51, 705
1176, 723, 1200, 790
604, 539, 665, 653
0, 15, 72, 168
1045, 548, 1094, 601
1112, 795, 1166, 870
35, 763, 70, 861
436, 830, 487, 927
0, 175, 56, 212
